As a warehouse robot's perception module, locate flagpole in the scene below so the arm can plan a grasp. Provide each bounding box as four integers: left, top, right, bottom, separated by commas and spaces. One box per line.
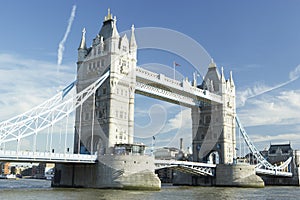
173, 61, 175, 80
151, 138, 153, 156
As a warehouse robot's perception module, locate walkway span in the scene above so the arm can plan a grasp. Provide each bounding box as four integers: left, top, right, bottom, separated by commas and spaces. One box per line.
154, 159, 216, 176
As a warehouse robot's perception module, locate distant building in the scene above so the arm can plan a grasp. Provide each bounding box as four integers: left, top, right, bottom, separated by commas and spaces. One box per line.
263, 143, 293, 165
154, 147, 179, 183
154, 146, 193, 183
257, 143, 300, 185
154, 147, 180, 160
0, 162, 10, 175
21, 163, 46, 178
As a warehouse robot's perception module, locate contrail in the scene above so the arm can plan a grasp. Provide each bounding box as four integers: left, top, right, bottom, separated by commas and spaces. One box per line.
57, 5, 77, 66
237, 64, 300, 107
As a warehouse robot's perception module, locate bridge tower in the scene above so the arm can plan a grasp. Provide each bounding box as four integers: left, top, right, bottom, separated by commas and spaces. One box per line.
192, 60, 236, 164
53, 10, 160, 190
74, 9, 137, 155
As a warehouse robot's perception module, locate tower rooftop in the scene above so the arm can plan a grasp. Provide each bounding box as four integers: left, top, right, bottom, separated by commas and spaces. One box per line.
98, 8, 118, 40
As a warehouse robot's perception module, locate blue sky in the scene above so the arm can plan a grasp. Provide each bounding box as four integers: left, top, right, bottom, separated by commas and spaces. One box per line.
0, 1, 300, 153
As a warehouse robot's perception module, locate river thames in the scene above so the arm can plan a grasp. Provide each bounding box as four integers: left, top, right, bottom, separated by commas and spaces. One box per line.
0, 179, 299, 200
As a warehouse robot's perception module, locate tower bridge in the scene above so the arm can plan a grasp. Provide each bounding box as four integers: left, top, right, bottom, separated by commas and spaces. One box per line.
0, 10, 296, 189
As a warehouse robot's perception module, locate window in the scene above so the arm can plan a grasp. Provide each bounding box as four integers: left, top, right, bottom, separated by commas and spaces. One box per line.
205, 116, 211, 124
103, 88, 106, 94
102, 108, 105, 118
122, 46, 127, 51
120, 111, 123, 119
101, 59, 105, 67
122, 60, 126, 67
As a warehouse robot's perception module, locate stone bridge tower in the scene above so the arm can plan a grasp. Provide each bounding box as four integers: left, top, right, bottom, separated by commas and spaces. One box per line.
74, 9, 137, 155
192, 60, 236, 164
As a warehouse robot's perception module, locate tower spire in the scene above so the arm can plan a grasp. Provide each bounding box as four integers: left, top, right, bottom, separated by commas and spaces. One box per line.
230, 71, 235, 86
221, 66, 225, 83
209, 58, 216, 68
78, 28, 87, 50
130, 24, 137, 49
104, 8, 113, 21
111, 16, 120, 38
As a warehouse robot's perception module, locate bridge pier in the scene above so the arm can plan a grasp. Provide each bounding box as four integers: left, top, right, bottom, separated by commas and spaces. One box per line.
52, 155, 161, 190
172, 164, 264, 187
215, 164, 264, 187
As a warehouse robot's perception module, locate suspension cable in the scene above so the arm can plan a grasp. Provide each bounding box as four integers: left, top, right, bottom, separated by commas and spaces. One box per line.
91, 92, 96, 155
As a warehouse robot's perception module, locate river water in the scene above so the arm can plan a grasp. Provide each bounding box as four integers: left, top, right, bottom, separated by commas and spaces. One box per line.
0, 179, 299, 200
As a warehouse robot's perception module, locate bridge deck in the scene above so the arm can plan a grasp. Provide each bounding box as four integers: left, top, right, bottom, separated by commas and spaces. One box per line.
0, 150, 97, 164
255, 168, 293, 177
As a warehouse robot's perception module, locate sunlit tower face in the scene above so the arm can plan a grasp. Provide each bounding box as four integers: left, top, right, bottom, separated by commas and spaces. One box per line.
75, 10, 137, 155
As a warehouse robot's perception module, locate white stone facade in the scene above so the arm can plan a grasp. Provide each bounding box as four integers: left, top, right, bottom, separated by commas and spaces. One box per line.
74, 10, 137, 155
74, 10, 236, 165
192, 60, 236, 164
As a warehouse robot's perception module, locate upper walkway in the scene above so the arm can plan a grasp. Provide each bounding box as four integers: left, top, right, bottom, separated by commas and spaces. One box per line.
135, 67, 222, 107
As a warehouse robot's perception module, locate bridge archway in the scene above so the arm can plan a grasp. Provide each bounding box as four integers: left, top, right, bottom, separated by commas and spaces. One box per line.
208, 151, 220, 164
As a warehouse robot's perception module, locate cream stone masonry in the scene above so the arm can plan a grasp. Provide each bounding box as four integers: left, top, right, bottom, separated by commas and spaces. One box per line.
75, 10, 137, 155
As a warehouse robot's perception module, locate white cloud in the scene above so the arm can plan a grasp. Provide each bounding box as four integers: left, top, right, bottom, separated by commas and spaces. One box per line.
157, 108, 192, 148
134, 104, 193, 149
238, 90, 300, 127
237, 64, 300, 107
251, 133, 300, 143
134, 104, 168, 139
0, 53, 75, 120
160, 108, 191, 134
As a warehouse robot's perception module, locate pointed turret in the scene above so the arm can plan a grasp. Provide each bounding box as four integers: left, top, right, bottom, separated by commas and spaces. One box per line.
221, 66, 225, 83
208, 58, 217, 68
78, 28, 87, 63
111, 16, 120, 38
130, 24, 137, 49
104, 8, 113, 22
78, 28, 87, 50
219, 66, 226, 94
192, 72, 197, 87
229, 71, 235, 86
99, 8, 117, 40
129, 24, 137, 59
202, 58, 220, 93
